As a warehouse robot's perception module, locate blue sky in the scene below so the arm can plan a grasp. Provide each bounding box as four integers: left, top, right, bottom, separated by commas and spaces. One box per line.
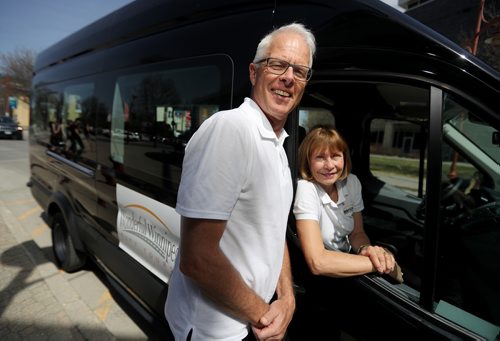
0, 0, 134, 56
0, 0, 402, 57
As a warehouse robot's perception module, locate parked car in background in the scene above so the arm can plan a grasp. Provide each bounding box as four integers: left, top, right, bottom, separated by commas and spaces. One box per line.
29, 0, 499, 339
0, 116, 23, 140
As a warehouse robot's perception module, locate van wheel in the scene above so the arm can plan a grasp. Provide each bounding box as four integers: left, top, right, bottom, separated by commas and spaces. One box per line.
51, 212, 86, 272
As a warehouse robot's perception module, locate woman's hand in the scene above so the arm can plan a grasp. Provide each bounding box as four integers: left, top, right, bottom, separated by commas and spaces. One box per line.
389, 263, 404, 283
358, 245, 395, 274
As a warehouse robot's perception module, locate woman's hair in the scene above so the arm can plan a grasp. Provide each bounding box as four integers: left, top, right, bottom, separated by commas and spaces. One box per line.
297, 126, 352, 181
253, 23, 316, 67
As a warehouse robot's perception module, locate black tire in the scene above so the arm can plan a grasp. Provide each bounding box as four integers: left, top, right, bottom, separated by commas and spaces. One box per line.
51, 212, 86, 272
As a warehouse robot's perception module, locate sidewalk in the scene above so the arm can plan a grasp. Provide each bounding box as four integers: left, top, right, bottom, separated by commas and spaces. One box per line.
0, 202, 115, 340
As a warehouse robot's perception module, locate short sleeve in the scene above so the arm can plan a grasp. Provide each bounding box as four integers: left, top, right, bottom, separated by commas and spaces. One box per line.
293, 180, 321, 221
347, 174, 364, 213
176, 112, 251, 220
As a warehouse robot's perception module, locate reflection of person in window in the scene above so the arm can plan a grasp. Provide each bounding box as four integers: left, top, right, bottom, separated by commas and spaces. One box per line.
67, 119, 84, 156
165, 123, 174, 138
170, 118, 176, 136
293, 126, 403, 282
50, 117, 63, 149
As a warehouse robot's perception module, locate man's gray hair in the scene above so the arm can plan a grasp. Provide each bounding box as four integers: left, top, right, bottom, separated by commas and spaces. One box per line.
253, 23, 316, 67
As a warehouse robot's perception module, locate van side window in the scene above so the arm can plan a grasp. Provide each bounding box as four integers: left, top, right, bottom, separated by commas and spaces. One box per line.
108, 60, 228, 204
364, 84, 500, 328
435, 94, 500, 328
32, 82, 95, 168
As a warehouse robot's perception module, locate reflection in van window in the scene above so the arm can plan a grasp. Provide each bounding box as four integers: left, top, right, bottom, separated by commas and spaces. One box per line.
437, 94, 500, 327
298, 107, 335, 144
109, 64, 222, 203
444, 99, 500, 169
64, 84, 95, 163
32, 90, 62, 146
299, 107, 335, 132
41, 83, 95, 166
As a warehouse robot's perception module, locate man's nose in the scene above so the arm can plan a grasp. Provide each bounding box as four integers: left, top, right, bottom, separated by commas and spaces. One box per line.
280, 66, 295, 83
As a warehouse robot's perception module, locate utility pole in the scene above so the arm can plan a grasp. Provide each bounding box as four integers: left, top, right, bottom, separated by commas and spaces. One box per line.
1, 76, 12, 116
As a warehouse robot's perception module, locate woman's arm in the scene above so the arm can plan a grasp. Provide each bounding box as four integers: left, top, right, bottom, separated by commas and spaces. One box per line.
348, 212, 371, 252
349, 212, 395, 275
296, 219, 375, 277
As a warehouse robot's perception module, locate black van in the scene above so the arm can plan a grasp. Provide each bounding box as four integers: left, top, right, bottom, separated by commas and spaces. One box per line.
29, 0, 500, 339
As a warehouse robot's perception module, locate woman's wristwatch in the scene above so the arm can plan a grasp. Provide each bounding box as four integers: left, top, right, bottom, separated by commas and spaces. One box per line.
357, 244, 370, 254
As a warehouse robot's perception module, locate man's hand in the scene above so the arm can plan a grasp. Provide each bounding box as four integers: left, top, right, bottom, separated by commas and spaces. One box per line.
251, 294, 295, 341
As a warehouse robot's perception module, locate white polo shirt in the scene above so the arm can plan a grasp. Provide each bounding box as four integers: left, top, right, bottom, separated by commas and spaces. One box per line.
165, 98, 293, 340
293, 175, 364, 252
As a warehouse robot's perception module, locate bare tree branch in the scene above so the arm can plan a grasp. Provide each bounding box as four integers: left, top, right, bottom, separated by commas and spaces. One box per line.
0, 48, 36, 97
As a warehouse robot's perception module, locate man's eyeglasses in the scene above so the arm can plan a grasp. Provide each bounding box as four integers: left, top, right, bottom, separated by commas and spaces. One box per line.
255, 57, 313, 81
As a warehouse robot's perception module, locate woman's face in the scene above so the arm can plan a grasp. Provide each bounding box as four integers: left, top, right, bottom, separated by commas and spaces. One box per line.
310, 147, 344, 190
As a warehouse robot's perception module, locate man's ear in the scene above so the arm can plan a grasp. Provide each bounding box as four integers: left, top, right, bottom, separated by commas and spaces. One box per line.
249, 63, 257, 86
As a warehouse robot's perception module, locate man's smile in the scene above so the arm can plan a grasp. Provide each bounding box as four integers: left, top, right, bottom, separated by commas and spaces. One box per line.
272, 89, 292, 97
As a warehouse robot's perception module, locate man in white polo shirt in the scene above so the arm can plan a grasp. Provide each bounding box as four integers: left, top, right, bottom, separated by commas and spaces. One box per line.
165, 23, 316, 340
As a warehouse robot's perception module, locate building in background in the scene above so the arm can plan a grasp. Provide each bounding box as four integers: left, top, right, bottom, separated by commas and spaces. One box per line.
11, 96, 29, 128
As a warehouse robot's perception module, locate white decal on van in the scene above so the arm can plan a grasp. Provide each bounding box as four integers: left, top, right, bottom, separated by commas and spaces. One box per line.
117, 184, 180, 283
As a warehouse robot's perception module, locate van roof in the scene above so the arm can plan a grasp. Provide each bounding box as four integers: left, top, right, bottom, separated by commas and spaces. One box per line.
34, 0, 499, 88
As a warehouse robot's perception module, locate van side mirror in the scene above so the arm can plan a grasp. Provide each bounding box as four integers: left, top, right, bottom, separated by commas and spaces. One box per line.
493, 131, 500, 146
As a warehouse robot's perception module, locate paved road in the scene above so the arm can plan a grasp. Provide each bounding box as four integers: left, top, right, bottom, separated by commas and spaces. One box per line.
0, 132, 157, 340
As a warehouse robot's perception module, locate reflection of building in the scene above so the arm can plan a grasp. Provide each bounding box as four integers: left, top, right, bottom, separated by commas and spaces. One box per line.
9, 96, 30, 128
1, 74, 30, 128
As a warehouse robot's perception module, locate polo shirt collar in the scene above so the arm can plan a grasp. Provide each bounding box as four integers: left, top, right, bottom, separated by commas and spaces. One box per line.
242, 97, 289, 146
316, 181, 347, 206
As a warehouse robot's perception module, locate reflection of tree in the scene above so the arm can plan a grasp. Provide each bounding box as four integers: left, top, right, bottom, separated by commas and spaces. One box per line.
129, 75, 180, 136
460, 1, 500, 70
80, 96, 100, 134
33, 87, 50, 130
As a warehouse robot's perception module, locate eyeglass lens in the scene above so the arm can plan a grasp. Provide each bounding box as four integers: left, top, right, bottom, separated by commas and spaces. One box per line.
264, 58, 311, 80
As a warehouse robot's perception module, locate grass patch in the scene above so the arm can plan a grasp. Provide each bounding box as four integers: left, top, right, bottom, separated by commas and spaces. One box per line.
370, 155, 477, 178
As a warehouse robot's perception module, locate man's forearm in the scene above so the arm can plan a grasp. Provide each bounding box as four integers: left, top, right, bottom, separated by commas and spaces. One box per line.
190, 248, 270, 325
276, 243, 295, 304
179, 217, 269, 325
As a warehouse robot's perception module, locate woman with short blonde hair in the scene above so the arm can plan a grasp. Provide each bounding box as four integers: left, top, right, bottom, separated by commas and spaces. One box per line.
293, 126, 403, 281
